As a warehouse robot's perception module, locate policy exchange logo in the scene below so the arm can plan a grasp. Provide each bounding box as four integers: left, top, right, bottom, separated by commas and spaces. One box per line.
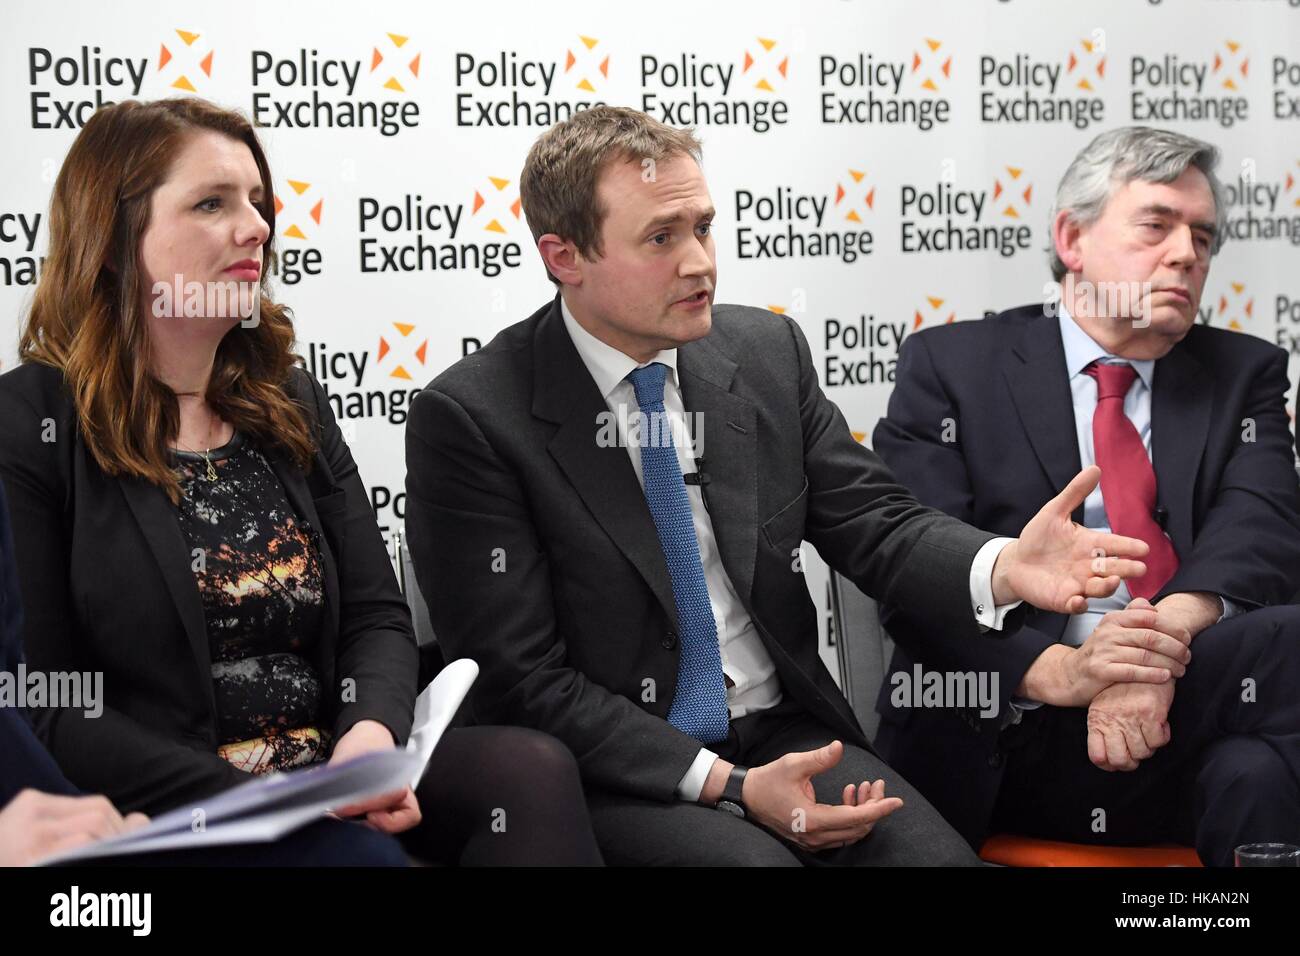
370, 32, 421, 92
157, 28, 214, 92
1214, 281, 1253, 331
376, 321, 429, 381
912, 38, 950, 92
993, 165, 1032, 220
274, 179, 324, 240
834, 167, 875, 224
1212, 40, 1248, 91
565, 35, 609, 92
913, 294, 954, 330
743, 37, 789, 92
1066, 36, 1106, 91
471, 176, 522, 234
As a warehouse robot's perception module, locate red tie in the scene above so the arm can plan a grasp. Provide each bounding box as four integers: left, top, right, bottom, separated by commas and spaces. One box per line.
1085, 361, 1179, 599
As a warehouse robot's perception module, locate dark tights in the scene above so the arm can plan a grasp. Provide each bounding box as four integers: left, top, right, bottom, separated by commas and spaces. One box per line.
405, 726, 603, 866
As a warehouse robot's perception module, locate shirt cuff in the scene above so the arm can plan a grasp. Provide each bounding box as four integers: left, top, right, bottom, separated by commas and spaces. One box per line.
1217, 596, 1241, 623
1001, 694, 1047, 728
970, 537, 1022, 631
675, 747, 718, 802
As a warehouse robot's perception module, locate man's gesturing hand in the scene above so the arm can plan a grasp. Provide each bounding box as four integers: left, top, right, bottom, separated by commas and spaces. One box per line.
994, 466, 1150, 614
743, 741, 903, 852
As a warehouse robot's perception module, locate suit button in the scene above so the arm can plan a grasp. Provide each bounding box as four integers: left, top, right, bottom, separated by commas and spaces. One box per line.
662, 631, 678, 650
988, 752, 1004, 769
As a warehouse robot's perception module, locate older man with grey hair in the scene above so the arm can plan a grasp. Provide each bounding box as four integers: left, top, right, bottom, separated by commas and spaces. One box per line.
873, 125, 1300, 865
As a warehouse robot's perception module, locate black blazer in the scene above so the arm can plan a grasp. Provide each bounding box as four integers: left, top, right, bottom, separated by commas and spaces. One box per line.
0, 362, 417, 816
871, 303, 1300, 846
1, 478, 80, 807
405, 295, 1004, 802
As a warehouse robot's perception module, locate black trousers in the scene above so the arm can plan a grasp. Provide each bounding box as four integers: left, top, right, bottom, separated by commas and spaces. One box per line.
586, 696, 981, 866
991, 604, 1300, 866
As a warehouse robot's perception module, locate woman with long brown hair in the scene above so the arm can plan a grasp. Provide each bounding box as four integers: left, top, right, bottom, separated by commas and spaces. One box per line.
0, 97, 602, 865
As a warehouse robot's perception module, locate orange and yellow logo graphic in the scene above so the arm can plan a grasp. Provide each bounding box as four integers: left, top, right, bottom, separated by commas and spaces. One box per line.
993, 166, 1032, 219
157, 28, 213, 92
913, 295, 954, 330
471, 176, 522, 234
912, 38, 950, 92
371, 32, 420, 93
1066, 37, 1106, 91
742, 37, 788, 92
274, 180, 323, 240
1216, 281, 1253, 331
565, 35, 609, 92
1285, 161, 1299, 208
376, 322, 428, 381
835, 168, 875, 224
1212, 40, 1248, 91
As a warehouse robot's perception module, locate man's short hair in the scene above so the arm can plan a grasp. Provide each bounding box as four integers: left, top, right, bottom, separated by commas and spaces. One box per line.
519, 105, 704, 284
1049, 125, 1227, 280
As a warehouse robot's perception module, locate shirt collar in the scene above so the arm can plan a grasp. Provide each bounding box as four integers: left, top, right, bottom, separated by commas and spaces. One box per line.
1057, 300, 1155, 392
559, 295, 680, 401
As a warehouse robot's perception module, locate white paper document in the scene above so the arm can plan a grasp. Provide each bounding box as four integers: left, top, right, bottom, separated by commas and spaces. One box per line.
37, 658, 478, 865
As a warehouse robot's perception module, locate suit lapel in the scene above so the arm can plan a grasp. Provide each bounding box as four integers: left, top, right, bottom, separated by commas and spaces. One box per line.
1003, 314, 1086, 522
118, 477, 215, 714
678, 337, 759, 604
534, 301, 679, 628
1150, 345, 1210, 555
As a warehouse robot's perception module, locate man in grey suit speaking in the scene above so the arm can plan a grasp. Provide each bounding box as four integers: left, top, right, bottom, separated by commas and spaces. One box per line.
405, 106, 1158, 865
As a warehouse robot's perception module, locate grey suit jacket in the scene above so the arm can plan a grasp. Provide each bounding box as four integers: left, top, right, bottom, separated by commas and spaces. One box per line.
405, 295, 1001, 801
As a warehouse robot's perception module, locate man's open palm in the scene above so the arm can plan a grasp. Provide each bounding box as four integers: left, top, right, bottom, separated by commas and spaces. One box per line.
1006, 466, 1151, 614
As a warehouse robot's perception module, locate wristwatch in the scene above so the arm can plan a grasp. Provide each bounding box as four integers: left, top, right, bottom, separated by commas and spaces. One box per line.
714, 765, 749, 818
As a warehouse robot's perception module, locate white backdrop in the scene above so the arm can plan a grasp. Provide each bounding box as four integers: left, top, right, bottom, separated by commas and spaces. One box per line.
3, 0, 1298, 674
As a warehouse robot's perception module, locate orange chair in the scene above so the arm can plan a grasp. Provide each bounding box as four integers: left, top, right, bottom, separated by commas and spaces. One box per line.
979, 834, 1201, 867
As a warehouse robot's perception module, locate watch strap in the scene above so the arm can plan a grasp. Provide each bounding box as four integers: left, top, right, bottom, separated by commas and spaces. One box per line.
721, 765, 748, 808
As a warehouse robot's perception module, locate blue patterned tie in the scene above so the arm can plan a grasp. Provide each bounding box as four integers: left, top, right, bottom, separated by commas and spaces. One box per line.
626, 362, 729, 743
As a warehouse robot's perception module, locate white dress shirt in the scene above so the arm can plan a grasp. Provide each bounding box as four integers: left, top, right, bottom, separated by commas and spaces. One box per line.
559, 296, 1017, 800
1007, 304, 1236, 717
